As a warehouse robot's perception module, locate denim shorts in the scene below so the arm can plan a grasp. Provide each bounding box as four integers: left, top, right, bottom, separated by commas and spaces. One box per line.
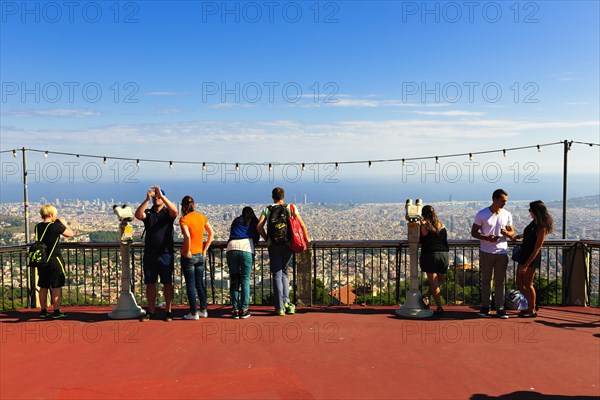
143, 252, 174, 285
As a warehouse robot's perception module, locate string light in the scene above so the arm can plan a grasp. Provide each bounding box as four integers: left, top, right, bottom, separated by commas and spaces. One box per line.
537, 145, 541, 153
335, 162, 339, 171
268, 163, 272, 172
15, 141, 598, 172
236, 163, 240, 171
103, 157, 108, 164
136, 159, 140, 166
435, 156, 439, 164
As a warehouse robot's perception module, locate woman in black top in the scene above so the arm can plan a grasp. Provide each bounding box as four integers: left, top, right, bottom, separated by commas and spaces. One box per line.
36, 205, 74, 318
514, 200, 553, 318
419, 205, 449, 316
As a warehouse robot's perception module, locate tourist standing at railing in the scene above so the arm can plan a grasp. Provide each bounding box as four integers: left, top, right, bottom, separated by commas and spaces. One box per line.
257, 187, 310, 316
179, 195, 214, 320
135, 185, 178, 322
471, 189, 515, 319
514, 200, 553, 318
36, 205, 74, 319
419, 205, 449, 316
226, 207, 259, 319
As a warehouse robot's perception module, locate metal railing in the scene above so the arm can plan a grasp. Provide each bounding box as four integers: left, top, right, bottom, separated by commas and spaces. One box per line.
1, 240, 598, 311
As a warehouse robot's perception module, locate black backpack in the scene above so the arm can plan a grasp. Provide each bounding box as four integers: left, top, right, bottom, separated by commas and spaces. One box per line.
28, 223, 52, 268
267, 204, 290, 244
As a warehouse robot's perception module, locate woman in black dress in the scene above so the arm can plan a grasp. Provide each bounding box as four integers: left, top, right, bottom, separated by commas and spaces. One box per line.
514, 200, 553, 318
419, 205, 449, 316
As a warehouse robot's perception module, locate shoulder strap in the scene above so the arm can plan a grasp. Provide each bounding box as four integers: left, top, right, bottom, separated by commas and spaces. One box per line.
289, 204, 296, 218
36, 223, 51, 242
46, 236, 60, 262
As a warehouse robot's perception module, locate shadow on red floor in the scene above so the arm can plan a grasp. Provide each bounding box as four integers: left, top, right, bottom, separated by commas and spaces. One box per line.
1, 306, 599, 399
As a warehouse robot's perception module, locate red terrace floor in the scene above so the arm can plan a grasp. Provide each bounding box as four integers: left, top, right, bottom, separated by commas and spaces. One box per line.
1, 306, 599, 400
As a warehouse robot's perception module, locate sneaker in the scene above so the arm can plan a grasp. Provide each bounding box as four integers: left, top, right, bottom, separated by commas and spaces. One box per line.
52, 310, 66, 319
278, 309, 286, 316
477, 307, 490, 317
164, 312, 173, 322
183, 312, 199, 320
198, 309, 208, 318
140, 311, 154, 322
40, 309, 49, 318
240, 309, 251, 319
285, 303, 296, 315
232, 310, 240, 319
497, 308, 509, 319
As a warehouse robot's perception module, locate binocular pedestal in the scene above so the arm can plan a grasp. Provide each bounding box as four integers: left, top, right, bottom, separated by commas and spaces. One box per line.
108, 222, 145, 319
396, 221, 433, 319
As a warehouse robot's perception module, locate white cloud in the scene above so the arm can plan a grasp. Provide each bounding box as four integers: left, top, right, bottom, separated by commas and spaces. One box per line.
1, 108, 99, 118
412, 110, 486, 116
157, 108, 186, 115
145, 92, 179, 96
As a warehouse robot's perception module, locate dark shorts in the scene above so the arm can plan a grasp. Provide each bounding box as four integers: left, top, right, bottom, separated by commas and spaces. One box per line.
37, 256, 66, 289
143, 252, 174, 285
420, 251, 449, 274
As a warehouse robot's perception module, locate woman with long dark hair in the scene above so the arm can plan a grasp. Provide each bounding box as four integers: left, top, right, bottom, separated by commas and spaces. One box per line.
419, 205, 449, 316
179, 195, 214, 320
514, 200, 553, 318
226, 206, 259, 319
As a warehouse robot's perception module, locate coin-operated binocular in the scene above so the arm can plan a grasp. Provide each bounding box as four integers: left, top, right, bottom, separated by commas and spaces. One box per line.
405, 198, 423, 223
113, 205, 134, 242
396, 198, 433, 319
109, 204, 144, 319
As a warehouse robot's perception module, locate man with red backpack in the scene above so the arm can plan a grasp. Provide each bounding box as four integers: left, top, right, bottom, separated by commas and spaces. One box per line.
257, 187, 310, 316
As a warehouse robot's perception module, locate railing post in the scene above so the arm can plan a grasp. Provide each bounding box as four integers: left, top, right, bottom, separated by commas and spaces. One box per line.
295, 247, 312, 306
562, 140, 569, 239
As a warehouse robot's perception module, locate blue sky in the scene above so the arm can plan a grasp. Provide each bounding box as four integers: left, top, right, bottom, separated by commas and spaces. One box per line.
1, 1, 599, 192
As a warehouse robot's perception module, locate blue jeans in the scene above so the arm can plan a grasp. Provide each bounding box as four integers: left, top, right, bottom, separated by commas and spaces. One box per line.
181, 253, 207, 313
227, 250, 253, 311
268, 243, 293, 312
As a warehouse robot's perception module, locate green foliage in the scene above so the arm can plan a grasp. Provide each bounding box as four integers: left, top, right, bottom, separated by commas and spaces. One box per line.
313, 278, 331, 305
535, 277, 562, 306
88, 231, 119, 243
0, 214, 25, 227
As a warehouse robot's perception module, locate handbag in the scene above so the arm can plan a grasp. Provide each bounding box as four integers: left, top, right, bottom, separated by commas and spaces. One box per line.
511, 245, 522, 262
289, 204, 307, 253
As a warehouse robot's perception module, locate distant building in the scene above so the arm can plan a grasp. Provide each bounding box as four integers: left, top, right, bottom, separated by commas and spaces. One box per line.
331, 284, 357, 305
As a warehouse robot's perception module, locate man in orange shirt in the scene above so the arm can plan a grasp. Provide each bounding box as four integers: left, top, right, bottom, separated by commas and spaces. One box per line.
179, 195, 215, 320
